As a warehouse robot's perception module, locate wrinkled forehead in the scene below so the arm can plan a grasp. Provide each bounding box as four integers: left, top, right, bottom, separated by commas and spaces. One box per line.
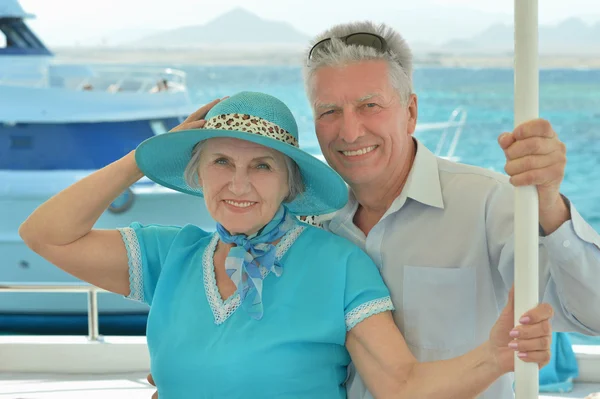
310, 60, 394, 105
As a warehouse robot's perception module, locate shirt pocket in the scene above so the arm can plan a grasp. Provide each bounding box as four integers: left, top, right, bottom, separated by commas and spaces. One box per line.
402, 265, 476, 351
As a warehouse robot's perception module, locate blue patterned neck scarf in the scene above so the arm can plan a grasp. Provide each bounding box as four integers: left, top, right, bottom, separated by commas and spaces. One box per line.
216, 205, 296, 320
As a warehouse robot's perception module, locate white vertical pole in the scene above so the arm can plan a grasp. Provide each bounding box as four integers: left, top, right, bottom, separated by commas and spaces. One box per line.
514, 0, 540, 397
87, 288, 100, 341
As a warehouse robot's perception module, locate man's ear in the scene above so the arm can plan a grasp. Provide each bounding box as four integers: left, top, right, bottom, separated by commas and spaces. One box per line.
407, 94, 418, 136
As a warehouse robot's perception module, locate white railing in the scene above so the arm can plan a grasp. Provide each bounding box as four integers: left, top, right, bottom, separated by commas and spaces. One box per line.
0, 64, 188, 94
0, 282, 107, 341
434, 106, 468, 159
72, 66, 188, 94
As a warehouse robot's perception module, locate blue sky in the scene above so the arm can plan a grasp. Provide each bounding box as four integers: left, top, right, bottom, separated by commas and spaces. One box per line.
18, 0, 600, 46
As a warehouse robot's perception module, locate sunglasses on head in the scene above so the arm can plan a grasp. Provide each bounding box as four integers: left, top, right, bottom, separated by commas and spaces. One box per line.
307, 32, 391, 66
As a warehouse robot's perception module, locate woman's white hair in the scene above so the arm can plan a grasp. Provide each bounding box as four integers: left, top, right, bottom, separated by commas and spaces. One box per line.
303, 21, 414, 105
183, 140, 305, 202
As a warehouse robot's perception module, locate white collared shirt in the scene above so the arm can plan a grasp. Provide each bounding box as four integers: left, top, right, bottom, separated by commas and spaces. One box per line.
321, 139, 600, 399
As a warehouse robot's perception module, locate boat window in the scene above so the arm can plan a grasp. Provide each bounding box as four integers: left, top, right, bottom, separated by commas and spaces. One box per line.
0, 18, 50, 54
1, 118, 179, 170
10, 136, 33, 149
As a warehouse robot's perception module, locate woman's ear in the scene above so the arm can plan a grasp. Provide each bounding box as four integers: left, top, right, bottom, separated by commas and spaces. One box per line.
196, 170, 203, 188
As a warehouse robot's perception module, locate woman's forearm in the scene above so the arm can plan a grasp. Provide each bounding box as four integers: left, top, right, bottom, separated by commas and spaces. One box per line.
350, 301, 550, 399
348, 313, 508, 399
400, 341, 503, 399
19, 151, 143, 246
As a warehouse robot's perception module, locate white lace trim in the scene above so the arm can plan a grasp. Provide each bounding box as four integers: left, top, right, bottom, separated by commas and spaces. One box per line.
204, 225, 306, 325
345, 297, 394, 331
118, 227, 145, 303
275, 225, 305, 258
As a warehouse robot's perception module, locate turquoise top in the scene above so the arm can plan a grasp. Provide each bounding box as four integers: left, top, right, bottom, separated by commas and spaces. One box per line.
118, 219, 393, 399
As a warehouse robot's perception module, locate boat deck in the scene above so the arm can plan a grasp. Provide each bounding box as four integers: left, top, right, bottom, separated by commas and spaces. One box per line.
0, 373, 598, 398
0, 372, 154, 398
1, 336, 598, 398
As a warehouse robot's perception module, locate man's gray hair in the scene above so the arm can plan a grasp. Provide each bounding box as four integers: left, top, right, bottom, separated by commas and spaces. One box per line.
303, 21, 414, 105
183, 140, 305, 202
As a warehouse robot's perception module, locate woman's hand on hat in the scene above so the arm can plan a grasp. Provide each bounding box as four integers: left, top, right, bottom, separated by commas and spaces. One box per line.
170, 96, 229, 132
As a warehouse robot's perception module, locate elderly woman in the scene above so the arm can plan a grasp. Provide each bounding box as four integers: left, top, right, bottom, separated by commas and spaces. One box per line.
19, 92, 552, 399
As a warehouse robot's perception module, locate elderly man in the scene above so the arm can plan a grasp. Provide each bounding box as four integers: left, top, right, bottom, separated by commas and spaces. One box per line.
302, 21, 600, 398
147, 21, 600, 399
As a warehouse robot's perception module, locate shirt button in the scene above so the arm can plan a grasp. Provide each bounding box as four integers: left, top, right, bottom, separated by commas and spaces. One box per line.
563, 240, 571, 248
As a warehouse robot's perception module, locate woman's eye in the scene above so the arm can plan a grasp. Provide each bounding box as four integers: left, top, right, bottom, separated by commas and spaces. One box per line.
256, 163, 271, 170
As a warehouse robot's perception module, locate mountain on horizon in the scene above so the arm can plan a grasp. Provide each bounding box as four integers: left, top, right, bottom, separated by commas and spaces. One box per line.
440, 17, 600, 54
119, 9, 600, 55
130, 7, 310, 48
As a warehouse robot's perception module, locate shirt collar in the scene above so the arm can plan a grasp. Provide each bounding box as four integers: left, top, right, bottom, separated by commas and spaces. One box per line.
403, 138, 445, 209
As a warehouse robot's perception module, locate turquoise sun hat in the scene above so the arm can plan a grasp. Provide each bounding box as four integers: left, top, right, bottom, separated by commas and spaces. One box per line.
134, 91, 348, 216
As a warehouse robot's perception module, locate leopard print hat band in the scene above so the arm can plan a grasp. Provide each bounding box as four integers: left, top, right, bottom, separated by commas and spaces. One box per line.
204, 113, 299, 148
